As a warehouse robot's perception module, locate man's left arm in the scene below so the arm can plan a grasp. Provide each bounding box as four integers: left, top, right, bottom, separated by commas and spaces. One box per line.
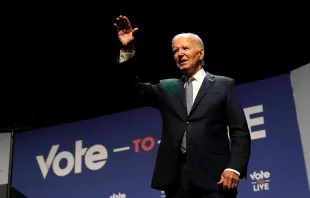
218, 79, 251, 189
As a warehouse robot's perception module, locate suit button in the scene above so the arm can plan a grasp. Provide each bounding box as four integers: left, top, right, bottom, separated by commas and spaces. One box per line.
186, 121, 189, 124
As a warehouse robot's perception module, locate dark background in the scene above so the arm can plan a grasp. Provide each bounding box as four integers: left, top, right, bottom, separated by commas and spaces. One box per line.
1, 3, 309, 131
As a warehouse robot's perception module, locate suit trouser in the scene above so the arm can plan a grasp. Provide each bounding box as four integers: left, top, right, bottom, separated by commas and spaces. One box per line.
165, 152, 237, 198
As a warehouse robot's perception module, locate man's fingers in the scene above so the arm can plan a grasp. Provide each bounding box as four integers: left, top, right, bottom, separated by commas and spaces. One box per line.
132, 28, 139, 35
114, 23, 119, 32
227, 178, 233, 189
222, 177, 228, 189
115, 16, 127, 31
227, 177, 238, 189
221, 176, 239, 190
232, 178, 239, 188
233, 181, 238, 188
123, 16, 132, 29
219, 170, 240, 190
217, 176, 224, 184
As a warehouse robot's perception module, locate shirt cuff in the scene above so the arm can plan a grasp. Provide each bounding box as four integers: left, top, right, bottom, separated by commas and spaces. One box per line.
119, 50, 135, 63
224, 168, 240, 176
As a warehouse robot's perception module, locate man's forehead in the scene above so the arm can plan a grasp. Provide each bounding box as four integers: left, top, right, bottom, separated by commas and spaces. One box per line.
173, 36, 195, 47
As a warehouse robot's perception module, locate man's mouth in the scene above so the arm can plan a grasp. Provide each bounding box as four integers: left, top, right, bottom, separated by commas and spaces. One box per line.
179, 60, 187, 66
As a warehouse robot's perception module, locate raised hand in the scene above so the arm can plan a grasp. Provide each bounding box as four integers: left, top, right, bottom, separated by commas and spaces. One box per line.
114, 15, 138, 52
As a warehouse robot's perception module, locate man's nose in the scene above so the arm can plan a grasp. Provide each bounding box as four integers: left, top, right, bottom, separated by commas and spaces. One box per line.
178, 51, 184, 57
177, 54, 184, 62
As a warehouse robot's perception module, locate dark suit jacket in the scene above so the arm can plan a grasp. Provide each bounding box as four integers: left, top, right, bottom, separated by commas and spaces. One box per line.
121, 58, 251, 192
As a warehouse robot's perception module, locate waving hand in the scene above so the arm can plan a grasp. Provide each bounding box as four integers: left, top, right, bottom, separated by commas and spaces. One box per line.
114, 15, 138, 52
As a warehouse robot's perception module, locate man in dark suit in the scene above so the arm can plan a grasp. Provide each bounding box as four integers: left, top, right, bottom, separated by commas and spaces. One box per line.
114, 15, 251, 198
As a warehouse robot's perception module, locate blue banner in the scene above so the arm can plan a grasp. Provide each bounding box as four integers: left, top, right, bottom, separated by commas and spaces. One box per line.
12, 74, 309, 197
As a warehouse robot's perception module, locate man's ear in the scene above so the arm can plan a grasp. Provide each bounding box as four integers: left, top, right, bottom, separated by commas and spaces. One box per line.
199, 48, 204, 62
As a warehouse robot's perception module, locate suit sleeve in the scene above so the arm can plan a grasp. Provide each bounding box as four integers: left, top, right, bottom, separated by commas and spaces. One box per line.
132, 77, 163, 109
225, 79, 251, 179
118, 52, 163, 109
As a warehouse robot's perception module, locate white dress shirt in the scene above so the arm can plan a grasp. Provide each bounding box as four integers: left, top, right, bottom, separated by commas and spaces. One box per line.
119, 50, 240, 176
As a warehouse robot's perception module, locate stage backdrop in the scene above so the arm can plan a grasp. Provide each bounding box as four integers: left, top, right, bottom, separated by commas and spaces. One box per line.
290, 62, 310, 190
0, 133, 10, 185
0, 132, 11, 197
12, 74, 310, 198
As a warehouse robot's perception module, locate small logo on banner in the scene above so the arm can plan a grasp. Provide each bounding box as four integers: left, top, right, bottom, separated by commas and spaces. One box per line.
249, 170, 270, 192
110, 192, 126, 198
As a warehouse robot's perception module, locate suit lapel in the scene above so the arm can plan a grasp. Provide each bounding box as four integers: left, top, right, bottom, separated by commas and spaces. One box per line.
189, 73, 216, 115
173, 73, 216, 116
175, 79, 187, 114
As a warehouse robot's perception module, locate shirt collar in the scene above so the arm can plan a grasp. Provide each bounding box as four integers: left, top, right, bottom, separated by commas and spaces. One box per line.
184, 68, 206, 83
193, 68, 206, 83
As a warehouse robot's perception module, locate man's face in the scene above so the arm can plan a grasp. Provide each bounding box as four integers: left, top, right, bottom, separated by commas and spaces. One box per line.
172, 36, 204, 74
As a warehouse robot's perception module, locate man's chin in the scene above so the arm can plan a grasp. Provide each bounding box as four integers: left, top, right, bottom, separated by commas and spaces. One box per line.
179, 65, 189, 71
179, 65, 197, 76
